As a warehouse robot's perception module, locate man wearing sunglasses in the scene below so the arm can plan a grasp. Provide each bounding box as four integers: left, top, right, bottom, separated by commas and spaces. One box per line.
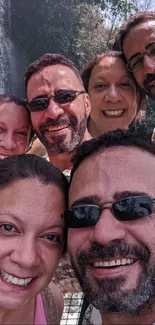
114, 12, 155, 100
64, 129, 155, 324
24, 53, 91, 171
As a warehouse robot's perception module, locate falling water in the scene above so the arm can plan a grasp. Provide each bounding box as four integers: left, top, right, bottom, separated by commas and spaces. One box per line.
0, 0, 10, 93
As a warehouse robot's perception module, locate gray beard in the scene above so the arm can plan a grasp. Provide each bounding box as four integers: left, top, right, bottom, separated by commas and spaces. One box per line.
69, 242, 155, 315
36, 115, 87, 155
78, 268, 155, 315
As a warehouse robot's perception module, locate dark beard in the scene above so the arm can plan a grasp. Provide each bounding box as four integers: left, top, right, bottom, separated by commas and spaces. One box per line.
35, 113, 87, 154
69, 240, 155, 314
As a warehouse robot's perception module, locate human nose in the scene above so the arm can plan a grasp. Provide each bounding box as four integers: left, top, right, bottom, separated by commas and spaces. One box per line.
10, 236, 41, 269
105, 85, 121, 103
91, 209, 127, 246
44, 97, 64, 119
143, 54, 155, 74
0, 133, 17, 150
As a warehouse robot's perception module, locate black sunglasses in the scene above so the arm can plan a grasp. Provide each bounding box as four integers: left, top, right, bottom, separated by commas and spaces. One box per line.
27, 89, 86, 112
62, 196, 155, 228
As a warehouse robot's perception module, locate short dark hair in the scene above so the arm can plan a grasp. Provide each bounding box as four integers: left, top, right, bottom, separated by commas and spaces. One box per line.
81, 51, 146, 116
71, 129, 155, 180
0, 154, 69, 254
113, 12, 155, 51
0, 94, 27, 107
0, 93, 34, 144
0, 154, 68, 202
24, 53, 83, 90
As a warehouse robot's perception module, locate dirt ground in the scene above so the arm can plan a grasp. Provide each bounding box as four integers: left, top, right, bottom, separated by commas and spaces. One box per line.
52, 253, 81, 294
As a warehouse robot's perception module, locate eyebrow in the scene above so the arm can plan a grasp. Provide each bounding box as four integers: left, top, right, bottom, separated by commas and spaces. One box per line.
16, 126, 30, 130
0, 213, 64, 230
0, 213, 22, 223
71, 195, 100, 207
31, 94, 48, 100
114, 191, 150, 200
71, 191, 150, 207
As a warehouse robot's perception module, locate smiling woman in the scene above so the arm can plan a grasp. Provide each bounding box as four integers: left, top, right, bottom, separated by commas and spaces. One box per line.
81, 51, 146, 137
0, 94, 34, 158
0, 154, 68, 324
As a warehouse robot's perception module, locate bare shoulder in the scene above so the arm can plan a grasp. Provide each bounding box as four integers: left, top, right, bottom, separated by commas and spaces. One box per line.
50, 281, 64, 320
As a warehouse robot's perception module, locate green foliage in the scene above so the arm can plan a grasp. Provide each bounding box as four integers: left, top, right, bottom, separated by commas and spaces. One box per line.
9, 0, 155, 95
74, 4, 110, 68
130, 99, 155, 139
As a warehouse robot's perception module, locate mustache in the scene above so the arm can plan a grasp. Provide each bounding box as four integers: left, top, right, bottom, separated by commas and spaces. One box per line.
77, 241, 150, 265
39, 115, 76, 132
143, 74, 155, 87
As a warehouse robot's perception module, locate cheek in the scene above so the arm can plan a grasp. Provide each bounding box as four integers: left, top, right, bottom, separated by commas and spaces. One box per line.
125, 91, 138, 113
89, 91, 102, 105
133, 70, 143, 86
128, 218, 155, 249
30, 112, 43, 129
44, 247, 63, 276
67, 229, 90, 254
18, 143, 28, 154
89, 94, 102, 118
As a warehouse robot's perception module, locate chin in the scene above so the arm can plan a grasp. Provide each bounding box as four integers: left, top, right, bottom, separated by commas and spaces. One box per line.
0, 298, 27, 310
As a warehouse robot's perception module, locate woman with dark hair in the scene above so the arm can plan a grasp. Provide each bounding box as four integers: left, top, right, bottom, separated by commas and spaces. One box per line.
0, 154, 68, 324
0, 94, 34, 158
81, 51, 146, 137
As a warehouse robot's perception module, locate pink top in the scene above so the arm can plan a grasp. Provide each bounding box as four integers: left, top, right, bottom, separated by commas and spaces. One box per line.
34, 293, 47, 325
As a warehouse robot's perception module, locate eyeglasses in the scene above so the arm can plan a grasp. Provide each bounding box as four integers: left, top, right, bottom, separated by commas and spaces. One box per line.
62, 196, 155, 228
27, 89, 86, 112
127, 42, 155, 72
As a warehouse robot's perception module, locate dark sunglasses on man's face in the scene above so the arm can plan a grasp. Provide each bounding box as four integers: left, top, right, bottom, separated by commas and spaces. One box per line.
27, 89, 86, 112
62, 196, 155, 228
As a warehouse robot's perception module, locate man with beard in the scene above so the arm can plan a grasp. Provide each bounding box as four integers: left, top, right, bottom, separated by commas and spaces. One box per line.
24, 53, 91, 171
63, 129, 155, 324
113, 12, 155, 100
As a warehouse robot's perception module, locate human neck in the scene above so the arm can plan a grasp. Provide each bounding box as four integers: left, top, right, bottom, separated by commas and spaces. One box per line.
48, 129, 92, 171
0, 298, 35, 324
101, 305, 155, 325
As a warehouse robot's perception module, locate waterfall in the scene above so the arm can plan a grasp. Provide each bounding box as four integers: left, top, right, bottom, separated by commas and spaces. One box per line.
0, 0, 10, 93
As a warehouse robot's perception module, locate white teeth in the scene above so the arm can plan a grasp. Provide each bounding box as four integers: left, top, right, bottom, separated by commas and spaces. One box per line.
93, 258, 134, 268
109, 260, 116, 267
116, 259, 121, 266
0, 155, 8, 159
103, 110, 124, 117
46, 124, 69, 131
121, 258, 126, 265
1, 270, 32, 286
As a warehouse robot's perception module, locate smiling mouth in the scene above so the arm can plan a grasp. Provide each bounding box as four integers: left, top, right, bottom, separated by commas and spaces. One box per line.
45, 124, 70, 132
1, 270, 34, 287
102, 110, 125, 117
92, 257, 136, 268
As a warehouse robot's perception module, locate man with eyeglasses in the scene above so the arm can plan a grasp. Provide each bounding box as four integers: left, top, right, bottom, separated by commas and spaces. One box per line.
113, 12, 155, 100
63, 129, 155, 324
24, 53, 91, 171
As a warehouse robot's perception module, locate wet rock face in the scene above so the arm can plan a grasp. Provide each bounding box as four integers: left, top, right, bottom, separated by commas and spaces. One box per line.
53, 253, 81, 294
0, 0, 12, 92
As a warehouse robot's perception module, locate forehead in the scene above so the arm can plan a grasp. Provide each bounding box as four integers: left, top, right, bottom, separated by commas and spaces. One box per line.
123, 21, 155, 59
0, 178, 65, 221
90, 57, 131, 81
27, 64, 82, 99
0, 102, 30, 126
69, 147, 155, 205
